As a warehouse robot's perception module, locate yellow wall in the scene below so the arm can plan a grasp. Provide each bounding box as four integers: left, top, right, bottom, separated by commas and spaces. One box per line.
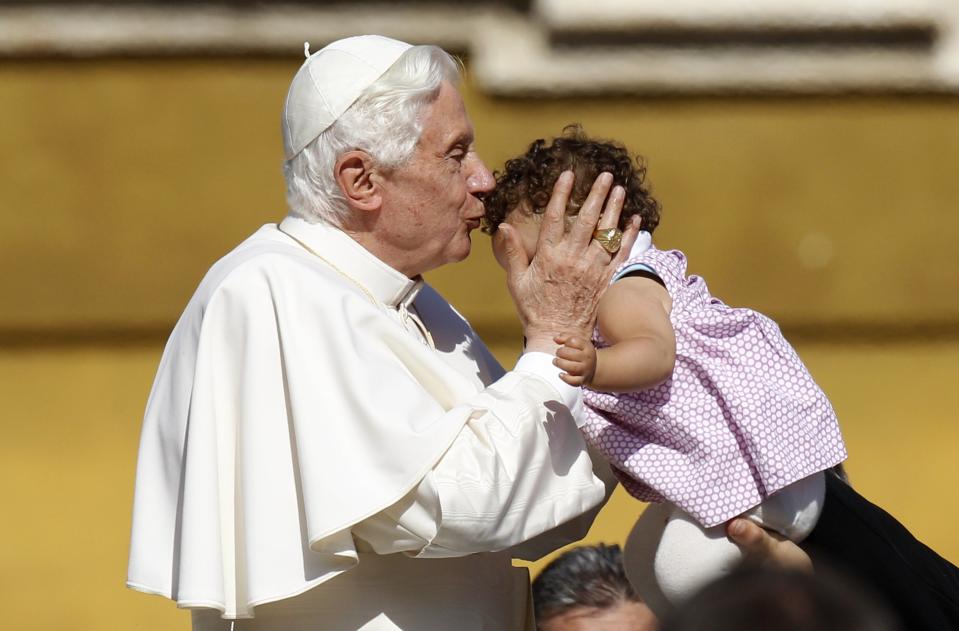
2, 58, 958, 630
4, 60, 959, 330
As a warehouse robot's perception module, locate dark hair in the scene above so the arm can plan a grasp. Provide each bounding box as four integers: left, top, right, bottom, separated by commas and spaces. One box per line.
532, 544, 640, 625
661, 566, 902, 631
482, 124, 661, 234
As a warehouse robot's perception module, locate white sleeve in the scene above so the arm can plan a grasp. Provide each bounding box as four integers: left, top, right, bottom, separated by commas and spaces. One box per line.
508, 445, 619, 561
351, 353, 606, 558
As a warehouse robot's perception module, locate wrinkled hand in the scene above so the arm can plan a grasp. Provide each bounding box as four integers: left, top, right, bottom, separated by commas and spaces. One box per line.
498, 171, 641, 353
554, 335, 597, 386
726, 518, 813, 572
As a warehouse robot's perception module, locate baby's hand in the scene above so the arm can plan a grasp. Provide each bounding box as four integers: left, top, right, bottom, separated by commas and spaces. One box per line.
553, 334, 597, 386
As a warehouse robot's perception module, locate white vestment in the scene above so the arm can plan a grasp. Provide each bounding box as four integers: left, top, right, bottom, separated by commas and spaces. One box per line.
128, 217, 611, 630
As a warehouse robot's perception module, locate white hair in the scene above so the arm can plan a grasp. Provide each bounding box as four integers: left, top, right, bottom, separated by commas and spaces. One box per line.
282, 45, 462, 226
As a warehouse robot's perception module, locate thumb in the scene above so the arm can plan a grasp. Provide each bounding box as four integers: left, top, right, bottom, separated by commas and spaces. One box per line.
726, 518, 767, 551
727, 518, 813, 572
498, 224, 529, 278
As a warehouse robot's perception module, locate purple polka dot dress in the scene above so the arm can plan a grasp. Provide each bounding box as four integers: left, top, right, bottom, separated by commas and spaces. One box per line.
581, 246, 848, 528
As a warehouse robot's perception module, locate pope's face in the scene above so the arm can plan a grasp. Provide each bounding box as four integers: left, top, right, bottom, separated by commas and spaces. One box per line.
377, 81, 494, 277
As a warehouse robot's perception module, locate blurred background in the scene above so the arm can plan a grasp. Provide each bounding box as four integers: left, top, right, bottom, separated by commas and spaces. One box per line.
1, 1, 958, 629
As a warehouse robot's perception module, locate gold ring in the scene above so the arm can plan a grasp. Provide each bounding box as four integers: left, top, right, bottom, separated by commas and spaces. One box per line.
591, 228, 623, 254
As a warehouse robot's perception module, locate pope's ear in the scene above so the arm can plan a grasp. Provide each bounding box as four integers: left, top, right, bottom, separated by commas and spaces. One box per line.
333, 150, 382, 213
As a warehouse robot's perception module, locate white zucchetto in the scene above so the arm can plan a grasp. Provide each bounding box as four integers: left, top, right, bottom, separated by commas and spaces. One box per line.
281, 35, 413, 160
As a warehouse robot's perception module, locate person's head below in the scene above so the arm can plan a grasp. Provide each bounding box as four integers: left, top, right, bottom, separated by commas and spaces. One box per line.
533, 544, 658, 631
483, 125, 661, 269
661, 565, 902, 631
281, 36, 495, 278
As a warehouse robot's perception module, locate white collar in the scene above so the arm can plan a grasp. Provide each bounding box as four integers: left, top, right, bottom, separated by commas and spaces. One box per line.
277, 216, 424, 309
631, 230, 653, 257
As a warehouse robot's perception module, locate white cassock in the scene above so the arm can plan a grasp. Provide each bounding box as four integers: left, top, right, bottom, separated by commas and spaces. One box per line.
127, 216, 614, 630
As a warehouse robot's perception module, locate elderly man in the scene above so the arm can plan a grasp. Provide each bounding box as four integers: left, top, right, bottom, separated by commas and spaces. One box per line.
127, 35, 787, 630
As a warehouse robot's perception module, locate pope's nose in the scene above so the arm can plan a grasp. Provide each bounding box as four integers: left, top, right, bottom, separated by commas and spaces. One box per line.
467, 159, 495, 194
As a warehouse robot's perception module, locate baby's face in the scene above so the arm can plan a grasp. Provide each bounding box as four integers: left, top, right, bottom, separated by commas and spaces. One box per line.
491, 205, 543, 270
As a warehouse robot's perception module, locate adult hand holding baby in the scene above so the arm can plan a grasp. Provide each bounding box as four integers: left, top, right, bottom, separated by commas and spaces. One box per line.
726, 518, 813, 572
498, 170, 641, 354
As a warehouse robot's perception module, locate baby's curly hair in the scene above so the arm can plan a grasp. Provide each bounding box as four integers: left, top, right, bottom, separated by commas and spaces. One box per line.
482, 125, 660, 235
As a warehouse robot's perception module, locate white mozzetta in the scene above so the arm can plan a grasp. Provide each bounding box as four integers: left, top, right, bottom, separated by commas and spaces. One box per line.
128, 216, 605, 626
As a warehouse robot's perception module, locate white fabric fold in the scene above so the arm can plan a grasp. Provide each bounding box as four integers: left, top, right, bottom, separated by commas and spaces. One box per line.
129, 225, 504, 617
350, 373, 606, 561
514, 351, 585, 425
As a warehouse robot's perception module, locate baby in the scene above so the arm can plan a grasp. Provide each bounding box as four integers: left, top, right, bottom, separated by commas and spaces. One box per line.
483, 126, 848, 614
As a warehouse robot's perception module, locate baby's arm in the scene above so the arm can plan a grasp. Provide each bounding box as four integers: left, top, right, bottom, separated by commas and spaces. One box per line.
557, 275, 675, 392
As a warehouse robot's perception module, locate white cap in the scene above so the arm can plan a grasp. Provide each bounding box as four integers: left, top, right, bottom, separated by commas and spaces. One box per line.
281, 35, 413, 160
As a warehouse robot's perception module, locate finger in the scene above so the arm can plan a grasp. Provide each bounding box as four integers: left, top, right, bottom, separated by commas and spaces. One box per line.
498, 224, 530, 279
553, 357, 584, 375
569, 172, 613, 246
726, 519, 769, 552
727, 519, 813, 572
596, 185, 626, 231
559, 372, 584, 386
565, 336, 587, 350
555, 337, 580, 352
608, 214, 642, 270
556, 345, 584, 361
539, 171, 575, 249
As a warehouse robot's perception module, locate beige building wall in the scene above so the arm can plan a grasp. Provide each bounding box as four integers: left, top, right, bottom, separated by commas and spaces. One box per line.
4, 59, 959, 331
2, 58, 958, 630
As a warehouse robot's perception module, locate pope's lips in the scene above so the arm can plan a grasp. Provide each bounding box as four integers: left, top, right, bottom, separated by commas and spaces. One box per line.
464, 199, 485, 231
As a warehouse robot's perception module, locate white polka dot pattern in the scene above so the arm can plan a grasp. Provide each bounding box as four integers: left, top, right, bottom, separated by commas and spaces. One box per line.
582, 247, 847, 527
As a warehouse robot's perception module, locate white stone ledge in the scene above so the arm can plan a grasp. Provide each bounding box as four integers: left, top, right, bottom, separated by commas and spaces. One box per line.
0, 4, 484, 56
535, 0, 944, 32
471, 13, 959, 94
3, 3, 959, 94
